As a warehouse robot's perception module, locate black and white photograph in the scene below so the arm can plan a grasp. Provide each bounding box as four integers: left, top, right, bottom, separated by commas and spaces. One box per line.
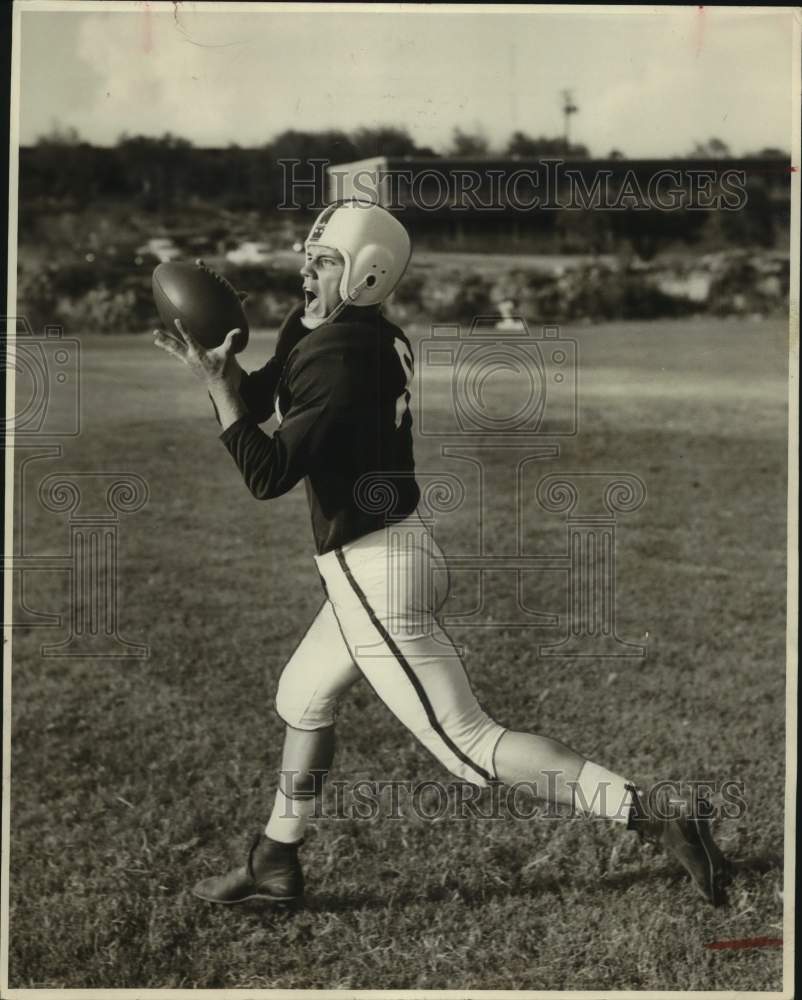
1, 1, 799, 994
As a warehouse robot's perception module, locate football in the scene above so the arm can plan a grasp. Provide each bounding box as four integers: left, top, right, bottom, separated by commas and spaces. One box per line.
152, 260, 250, 353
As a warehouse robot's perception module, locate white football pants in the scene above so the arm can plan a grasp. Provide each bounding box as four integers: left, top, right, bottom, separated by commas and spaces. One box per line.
275, 511, 506, 786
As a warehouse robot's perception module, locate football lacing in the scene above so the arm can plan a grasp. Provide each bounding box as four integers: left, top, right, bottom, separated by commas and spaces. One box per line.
197, 260, 239, 299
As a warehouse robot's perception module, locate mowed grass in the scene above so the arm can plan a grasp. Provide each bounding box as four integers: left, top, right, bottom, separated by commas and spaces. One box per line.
8, 316, 789, 991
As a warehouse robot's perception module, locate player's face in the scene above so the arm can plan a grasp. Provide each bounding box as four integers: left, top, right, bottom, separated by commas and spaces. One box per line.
301, 245, 345, 322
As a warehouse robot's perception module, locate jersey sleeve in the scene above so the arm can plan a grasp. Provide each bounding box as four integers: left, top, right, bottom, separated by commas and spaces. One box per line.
238, 303, 310, 422
237, 357, 282, 423
207, 358, 280, 427
219, 347, 351, 500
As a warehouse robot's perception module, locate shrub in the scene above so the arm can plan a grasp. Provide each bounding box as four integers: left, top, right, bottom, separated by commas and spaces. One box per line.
707, 253, 789, 316
393, 270, 426, 306
16, 268, 59, 331
417, 269, 494, 321
57, 286, 143, 333
242, 291, 297, 327
222, 263, 300, 297
617, 276, 696, 319
14, 220, 790, 336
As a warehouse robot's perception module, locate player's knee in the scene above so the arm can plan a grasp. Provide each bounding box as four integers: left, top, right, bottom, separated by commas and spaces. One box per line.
422, 713, 506, 788
275, 676, 336, 731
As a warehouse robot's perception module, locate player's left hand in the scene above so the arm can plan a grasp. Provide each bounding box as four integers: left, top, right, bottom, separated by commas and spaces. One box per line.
154, 318, 241, 387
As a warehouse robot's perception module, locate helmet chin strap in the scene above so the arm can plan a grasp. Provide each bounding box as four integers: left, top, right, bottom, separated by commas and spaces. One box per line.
300, 274, 377, 330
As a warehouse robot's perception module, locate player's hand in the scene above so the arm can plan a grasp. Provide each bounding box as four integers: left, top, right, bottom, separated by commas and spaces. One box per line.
153, 319, 242, 388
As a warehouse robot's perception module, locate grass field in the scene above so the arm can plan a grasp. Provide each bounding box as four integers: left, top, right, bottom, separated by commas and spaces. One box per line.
7, 314, 790, 991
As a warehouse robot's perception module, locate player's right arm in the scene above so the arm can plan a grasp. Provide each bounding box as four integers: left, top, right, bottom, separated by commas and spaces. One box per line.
219, 341, 351, 500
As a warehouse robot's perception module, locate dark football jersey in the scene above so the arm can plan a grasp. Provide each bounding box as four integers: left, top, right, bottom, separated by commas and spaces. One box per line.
220, 303, 420, 554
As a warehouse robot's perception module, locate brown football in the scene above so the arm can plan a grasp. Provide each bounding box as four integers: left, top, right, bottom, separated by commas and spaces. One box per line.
152, 260, 249, 352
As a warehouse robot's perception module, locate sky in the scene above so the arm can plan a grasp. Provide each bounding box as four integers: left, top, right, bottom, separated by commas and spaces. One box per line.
16, 3, 797, 157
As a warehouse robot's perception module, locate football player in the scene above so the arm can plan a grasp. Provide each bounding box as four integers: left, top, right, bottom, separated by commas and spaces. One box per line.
154, 199, 731, 908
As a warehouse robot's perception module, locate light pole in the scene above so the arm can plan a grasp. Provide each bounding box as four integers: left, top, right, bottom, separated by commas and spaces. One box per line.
561, 89, 578, 151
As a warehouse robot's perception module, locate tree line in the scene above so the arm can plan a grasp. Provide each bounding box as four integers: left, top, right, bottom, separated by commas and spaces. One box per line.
20, 123, 789, 245
21, 124, 592, 209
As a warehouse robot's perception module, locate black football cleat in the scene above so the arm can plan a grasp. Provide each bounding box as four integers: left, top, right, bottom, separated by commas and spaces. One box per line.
193, 833, 304, 905
627, 785, 733, 906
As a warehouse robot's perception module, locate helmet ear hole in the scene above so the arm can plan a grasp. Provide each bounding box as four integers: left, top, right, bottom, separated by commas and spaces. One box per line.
366, 275, 377, 287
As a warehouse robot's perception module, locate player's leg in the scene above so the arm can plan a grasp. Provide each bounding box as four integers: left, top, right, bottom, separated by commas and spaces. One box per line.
264, 600, 361, 845
264, 723, 335, 845
493, 727, 731, 904
193, 600, 361, 904
315, 525, 507, 786
317, 519, 730, 904
314, 523, 589, 796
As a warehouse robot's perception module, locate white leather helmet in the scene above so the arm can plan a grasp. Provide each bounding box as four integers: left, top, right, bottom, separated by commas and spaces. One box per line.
305, 199, 411, 309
